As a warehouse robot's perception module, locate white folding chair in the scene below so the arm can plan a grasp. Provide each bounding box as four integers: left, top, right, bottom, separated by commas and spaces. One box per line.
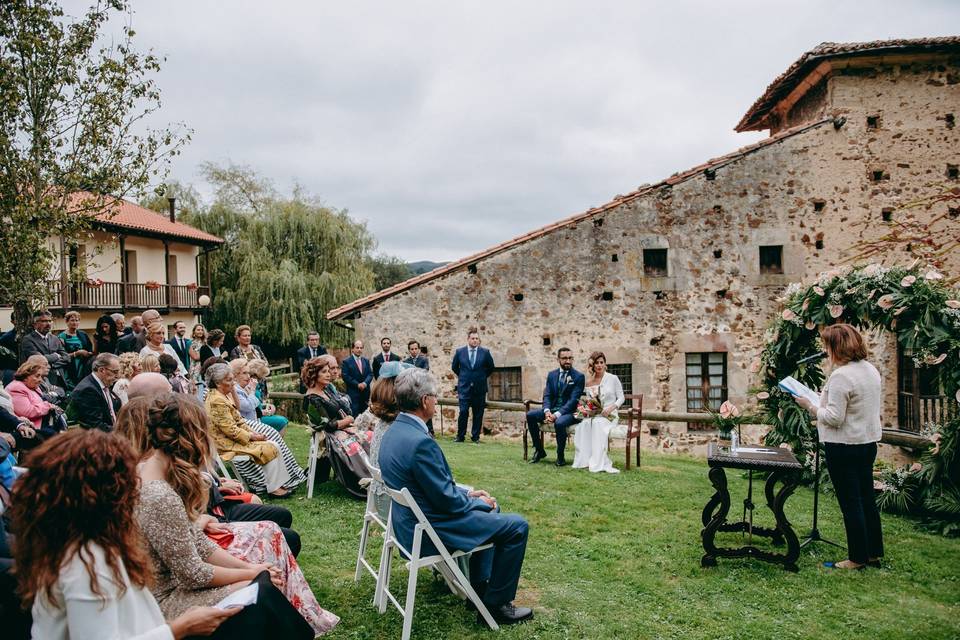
215, 453, 250, 493
355, 454, 390, 594
306, 429, 324, 499
376, 484, 499, 640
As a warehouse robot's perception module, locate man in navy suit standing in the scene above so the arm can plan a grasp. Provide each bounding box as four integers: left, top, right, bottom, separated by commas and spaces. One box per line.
527, 347, 585, 467
340, 339, 372, 416
371, 337, 399, 380
378, 367, 533, 625
166, 321, 192, 372
451, 328, 495, 443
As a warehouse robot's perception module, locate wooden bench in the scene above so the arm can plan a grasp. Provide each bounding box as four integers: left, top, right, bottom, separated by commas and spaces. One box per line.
522, 394, 643, 470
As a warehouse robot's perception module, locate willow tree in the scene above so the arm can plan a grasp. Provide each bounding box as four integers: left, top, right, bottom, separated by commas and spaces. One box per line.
0, 0, 188, 338
176, 164, 377, 348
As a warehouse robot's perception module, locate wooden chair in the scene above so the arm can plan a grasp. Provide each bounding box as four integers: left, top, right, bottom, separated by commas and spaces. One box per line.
522, 394, 643, 469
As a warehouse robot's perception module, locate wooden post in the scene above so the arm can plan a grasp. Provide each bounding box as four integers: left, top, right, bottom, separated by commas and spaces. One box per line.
119, 235, 127, 310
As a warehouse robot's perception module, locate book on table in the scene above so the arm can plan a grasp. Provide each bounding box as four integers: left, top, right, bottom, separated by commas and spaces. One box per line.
778, 376, 821, 406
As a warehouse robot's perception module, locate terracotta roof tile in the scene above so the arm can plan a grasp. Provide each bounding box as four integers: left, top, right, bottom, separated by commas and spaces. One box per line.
736, 36, 960, 132
326, 116, 833, 320
79, 194, 224, 244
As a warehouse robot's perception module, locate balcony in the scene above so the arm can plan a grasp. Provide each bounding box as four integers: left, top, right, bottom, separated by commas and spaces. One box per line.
38, 280, 211, 312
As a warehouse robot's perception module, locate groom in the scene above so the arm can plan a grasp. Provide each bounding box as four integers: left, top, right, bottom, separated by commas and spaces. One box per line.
527, 347, 584, 466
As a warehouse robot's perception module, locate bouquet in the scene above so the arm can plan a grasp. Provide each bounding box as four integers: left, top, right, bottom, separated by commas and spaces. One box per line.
574, 393, 603, 420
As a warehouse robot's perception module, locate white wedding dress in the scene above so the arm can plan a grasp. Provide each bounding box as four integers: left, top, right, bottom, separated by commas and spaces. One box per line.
572, 372, 624, 473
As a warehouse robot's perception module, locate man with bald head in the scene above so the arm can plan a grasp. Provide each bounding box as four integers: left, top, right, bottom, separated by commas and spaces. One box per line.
126, 372, 172, 401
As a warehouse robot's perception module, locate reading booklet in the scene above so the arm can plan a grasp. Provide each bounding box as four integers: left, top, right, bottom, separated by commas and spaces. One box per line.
778, 376, 821, 406
215, 582, 259, 610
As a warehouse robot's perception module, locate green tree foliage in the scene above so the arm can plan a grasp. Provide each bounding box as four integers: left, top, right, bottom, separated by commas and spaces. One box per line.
367, 254, 413, 291
156, 163, 380, 348
0, 0, 187, 337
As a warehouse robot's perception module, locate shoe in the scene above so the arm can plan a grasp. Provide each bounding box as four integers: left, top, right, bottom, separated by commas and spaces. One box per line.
866, 558, 882, 569
268, 490, 293, 500
479, 603, 533, 625
555, 457, 568, 467
823, 560, 865, 570
529, 450, 547, 464
454, 437, 465, 443
471, 438, 480, 443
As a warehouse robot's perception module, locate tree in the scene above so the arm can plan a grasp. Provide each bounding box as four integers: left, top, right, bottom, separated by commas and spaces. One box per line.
169, 163, 380, 349
0, 0, 187, 338
367, 254, 413, 291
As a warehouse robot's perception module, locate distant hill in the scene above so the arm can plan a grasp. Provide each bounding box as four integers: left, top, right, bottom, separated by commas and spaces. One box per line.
407, 260, 449, 275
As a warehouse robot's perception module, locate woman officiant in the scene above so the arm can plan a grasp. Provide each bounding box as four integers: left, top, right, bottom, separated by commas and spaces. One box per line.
792, 323, 884, 570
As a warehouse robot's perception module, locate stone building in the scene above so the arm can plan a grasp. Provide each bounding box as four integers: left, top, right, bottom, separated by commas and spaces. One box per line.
327, 38, 960, 442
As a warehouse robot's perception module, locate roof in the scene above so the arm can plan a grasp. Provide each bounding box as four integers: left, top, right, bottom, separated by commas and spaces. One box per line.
83, 195, 224, 245
326, 116, 834, 321
736, 36, 960, 132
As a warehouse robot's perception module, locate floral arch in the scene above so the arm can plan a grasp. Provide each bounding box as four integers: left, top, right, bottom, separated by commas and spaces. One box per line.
755, 263, 960, 535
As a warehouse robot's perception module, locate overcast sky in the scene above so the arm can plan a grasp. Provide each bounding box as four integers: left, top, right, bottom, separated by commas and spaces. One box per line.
77, 1, 959, 262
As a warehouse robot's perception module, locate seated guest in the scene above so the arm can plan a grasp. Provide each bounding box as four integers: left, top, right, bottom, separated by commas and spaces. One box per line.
234, 359, 287, 435
159, 353, 191, 393
205, 364, 292, 498
1, 499, 30, 639
12, 429, 243, 640
303, 356, 373, 499
367, 361, 409, 517
527, 347, 585, 467
247, 359, 289, 433
68, 353, 121, 432
379, 368, 533, 625
6, 360, 62, 439
57, 310, 93, 390
200, 329, 226, 363
127, 371, 173, 401
141, 353, 161, 373
93, 313, 120, 355
0, 382, 39, 453
112, 351, 142, 405
137, 393, 337, 636
141, 322, 187, 375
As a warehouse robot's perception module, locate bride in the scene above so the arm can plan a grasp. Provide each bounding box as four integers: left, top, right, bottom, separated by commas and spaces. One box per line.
572, 351, 624, 474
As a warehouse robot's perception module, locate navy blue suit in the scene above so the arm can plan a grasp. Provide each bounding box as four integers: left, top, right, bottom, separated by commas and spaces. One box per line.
340, 354, 372, 417
451, 346, 495, 441
378, 413, 529, 607
526, 367, 585, 459
166, 336, 192, 371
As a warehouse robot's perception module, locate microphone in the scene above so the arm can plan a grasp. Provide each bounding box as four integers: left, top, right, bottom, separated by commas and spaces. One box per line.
796, 351, 827, 366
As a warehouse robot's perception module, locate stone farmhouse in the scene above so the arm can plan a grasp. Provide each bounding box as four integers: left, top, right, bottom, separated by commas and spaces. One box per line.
0, 197, 223, 335
328, 37, 960, 441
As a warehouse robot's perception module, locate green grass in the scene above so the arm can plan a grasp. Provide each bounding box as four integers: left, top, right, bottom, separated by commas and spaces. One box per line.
271, 425, 960, 640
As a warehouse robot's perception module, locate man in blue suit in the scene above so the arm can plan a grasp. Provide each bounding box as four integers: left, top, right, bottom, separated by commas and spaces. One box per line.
340, 339, 372, 416
451, 328, 495, 442
527, 347, 585, 467
378, 367, 533, 625
165, 321, 192, 371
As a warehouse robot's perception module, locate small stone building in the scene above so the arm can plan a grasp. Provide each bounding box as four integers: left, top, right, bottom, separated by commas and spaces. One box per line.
328, 38, 960, 444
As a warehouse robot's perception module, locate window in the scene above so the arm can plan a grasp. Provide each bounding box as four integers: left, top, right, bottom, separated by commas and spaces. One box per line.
948, 164, 959, 180
759, 245, 784, 275
881, 208, 893, 222
606, 363, 633, 396
686, 353, 728, 428
643, 248, 668, 277
898, 346, 952, 432
488, 367, 522, 403
866, 115, 880, 129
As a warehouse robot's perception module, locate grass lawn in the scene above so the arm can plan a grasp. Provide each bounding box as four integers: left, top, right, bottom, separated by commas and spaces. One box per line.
270, 425, 959, 640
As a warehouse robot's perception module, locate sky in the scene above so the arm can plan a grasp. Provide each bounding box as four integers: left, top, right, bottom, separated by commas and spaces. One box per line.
72, 1, 960, 262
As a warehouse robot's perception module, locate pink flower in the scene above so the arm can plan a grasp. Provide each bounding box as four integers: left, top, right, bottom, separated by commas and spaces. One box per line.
719, 401, 741, 419
805, 321, 817, 330
901, 275, 916, 287
877, 294, 896, 309
924, 270, 943, 281
893, 307, 907, 316
782, 309, 797, 321
946, 300, 960, 309
750, 359, 761, 373
813, 286, 825, 296
924, 353, 947, 365
910, 462, 923, 473
756, 391, 770, 400
801, 299, 810, 310
829, 305, 844, 318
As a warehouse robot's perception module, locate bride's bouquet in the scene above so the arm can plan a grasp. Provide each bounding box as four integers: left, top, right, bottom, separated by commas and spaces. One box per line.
574, 393, 603, 420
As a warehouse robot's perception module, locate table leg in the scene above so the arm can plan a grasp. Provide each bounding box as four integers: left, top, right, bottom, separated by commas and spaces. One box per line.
764, 470, 801, 572
701, 466, 729, 567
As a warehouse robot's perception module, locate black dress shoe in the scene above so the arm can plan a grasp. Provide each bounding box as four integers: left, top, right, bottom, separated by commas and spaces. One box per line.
454, 437, 465, 443
555, 457, 568, 467
529, 450, 547, 463
479, 603, 533, 625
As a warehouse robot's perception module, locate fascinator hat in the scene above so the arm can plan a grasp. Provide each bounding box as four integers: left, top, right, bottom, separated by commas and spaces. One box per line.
378, 360, 414, 379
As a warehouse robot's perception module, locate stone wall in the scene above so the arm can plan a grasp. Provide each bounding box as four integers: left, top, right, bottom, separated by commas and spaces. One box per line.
348, 57, 959, 450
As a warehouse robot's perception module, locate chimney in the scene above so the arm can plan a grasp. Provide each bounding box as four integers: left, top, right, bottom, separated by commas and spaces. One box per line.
167, 197, 176, 223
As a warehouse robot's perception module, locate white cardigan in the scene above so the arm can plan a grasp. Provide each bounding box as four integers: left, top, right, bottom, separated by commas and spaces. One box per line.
32, 543, 173, 640
815, 359, 883, 445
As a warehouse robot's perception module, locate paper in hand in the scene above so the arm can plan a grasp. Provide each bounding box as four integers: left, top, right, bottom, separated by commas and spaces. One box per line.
215, 582, 259, 610
778, 376, 821, 406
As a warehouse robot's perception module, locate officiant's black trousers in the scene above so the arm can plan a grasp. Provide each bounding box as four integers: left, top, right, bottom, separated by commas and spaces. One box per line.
824, 442, 884, 564
470, 513, 529, 607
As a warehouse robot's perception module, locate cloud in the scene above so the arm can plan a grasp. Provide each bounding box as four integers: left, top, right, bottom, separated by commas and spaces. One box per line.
74, 0, 960, 261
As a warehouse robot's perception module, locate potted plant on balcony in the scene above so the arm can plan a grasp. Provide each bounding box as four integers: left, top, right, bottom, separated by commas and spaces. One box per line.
185, 282, 198, 290
85, 277, 104, 288
144, 280, 161, 290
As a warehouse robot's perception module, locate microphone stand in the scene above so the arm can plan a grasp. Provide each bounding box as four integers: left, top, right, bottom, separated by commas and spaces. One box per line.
799, 436, 843, 550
